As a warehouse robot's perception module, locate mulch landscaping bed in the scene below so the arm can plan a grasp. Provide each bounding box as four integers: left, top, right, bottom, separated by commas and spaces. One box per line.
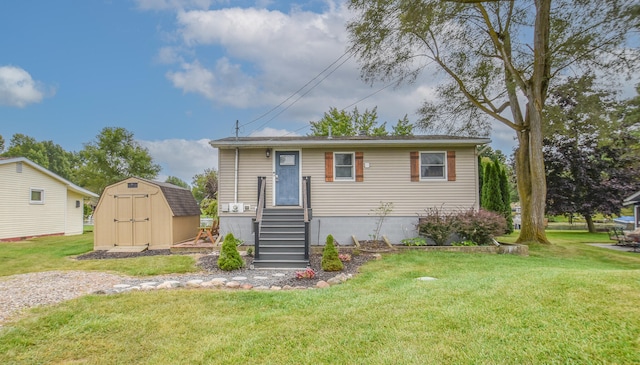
75, 248, 378, 288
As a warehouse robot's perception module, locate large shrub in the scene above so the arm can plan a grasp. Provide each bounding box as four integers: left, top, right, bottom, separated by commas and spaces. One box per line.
217, 233, 244, 271
321, 234, 343, 271
417, 207, 459, 246
456, 209, 507, 246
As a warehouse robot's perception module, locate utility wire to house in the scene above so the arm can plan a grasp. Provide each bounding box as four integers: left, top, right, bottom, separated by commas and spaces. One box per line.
239, 13, 405, 136
240, 49, 354, 131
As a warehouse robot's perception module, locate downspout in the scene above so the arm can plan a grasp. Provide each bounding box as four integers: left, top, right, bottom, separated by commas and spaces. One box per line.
234, 148, 239, 203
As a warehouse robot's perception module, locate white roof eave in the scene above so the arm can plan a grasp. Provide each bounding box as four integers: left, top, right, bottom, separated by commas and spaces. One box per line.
210, 138, 492, 149
0, 157, 99, 198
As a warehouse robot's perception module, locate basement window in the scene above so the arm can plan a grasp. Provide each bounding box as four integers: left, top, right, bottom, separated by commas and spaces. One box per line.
30, 188, 45, 204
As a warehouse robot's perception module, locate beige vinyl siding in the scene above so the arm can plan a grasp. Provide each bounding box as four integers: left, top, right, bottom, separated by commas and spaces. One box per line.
0, 162, 67, 240
65, 191, 85, 236
218, 148, 274, 217
216, 146, 480, 218
302, 147, 479, 216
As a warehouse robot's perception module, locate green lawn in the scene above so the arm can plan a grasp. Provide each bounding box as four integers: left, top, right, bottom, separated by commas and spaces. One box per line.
1, 232, 639, 364
0, 233, 199, 277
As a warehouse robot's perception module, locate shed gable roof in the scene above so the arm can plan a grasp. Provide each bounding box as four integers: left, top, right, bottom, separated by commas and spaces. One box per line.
138, 178, 201, 217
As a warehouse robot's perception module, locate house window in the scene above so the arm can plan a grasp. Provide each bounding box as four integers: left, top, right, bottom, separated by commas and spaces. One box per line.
334, 152, 355, 181
30, 188, 45, 204
128, 182, 138, 188
420, 152, 446, 180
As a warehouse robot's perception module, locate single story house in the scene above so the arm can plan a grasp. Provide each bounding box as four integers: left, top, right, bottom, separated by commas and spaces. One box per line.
0, 157, 98, 241
93, 177, 201, 250
210, 135, 490, 268
623, 191, 640, 229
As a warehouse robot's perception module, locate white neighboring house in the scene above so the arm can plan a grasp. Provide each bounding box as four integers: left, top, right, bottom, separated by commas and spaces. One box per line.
0, 157, 99, 241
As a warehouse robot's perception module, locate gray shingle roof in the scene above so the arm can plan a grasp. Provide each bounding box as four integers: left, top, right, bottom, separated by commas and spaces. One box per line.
139, 178, 201, 217
210, 135, 491, 149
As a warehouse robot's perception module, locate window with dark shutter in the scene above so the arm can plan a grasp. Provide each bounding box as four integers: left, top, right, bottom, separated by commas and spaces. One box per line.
412, 151, 456, 181
410, 151, 420, 182
447, 151, 456, 181
325, 152, 334, 182
355, 152, 364, 182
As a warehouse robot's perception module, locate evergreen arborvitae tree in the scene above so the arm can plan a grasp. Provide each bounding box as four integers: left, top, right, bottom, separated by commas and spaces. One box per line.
478, 155, 484, 207
321, 234, 343, 272
481, 162, 503, 213
217, 233, 244, 271
497, 164, 514, 233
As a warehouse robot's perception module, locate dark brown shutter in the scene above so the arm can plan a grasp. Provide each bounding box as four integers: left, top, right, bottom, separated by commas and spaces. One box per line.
325, 152, 334, 182
447, 151, 456, 181
410, 151, 419, 182
355, 152, 364, 182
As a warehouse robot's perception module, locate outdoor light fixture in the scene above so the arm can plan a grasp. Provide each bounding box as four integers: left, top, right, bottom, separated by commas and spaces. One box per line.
266, 148, 271, 158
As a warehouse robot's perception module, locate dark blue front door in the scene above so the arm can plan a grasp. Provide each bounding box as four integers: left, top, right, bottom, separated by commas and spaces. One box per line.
275, 151, 299, 206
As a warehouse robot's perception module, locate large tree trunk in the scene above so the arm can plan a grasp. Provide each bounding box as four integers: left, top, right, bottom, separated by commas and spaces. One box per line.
515, 0, 551, 244
515, 125, 550, 244
585, 215, 596, 233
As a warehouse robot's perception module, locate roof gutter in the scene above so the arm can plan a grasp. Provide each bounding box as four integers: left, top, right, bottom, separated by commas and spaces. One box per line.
210, 138, 491, 149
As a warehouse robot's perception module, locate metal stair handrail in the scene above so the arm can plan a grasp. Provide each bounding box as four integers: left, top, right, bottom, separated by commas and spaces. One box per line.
254, 176, 266, 259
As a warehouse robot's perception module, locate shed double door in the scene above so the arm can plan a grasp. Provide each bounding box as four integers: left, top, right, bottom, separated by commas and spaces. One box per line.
114, 194, 151, 246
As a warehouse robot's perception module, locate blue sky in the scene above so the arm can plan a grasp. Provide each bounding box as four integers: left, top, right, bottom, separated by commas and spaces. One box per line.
1, 0, 634, 185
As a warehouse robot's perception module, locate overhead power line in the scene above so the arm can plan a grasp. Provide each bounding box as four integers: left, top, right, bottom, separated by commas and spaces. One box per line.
240, 13, 404, 135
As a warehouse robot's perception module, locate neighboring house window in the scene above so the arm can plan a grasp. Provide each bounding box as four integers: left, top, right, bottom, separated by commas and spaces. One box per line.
334, 152, 355, 181
30, 188, 45, 204
421, 152, 446, 180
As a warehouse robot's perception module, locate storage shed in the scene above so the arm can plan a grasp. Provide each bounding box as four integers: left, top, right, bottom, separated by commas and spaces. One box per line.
94, 177, 201, 250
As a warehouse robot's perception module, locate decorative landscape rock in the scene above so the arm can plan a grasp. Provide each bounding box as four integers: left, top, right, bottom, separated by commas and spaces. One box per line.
417, 276, 437, 281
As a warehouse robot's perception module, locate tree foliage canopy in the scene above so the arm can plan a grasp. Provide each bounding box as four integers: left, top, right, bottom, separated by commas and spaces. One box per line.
309, 106, 413, 136
191, 168, 218, 204
76, 127, 161, 194
1, 133, 77, 181
544, 75, 640, 232
165, 176, 189, 189
347, 0, 639, 244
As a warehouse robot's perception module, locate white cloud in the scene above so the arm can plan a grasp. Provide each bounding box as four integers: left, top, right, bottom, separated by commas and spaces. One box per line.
155, 46, 184, 64
149, 2, 509, 140
0, 66, 51, 108
138, 138, 218, 184
166, 61, 216, 100
166, 59, 256, 107
249, 127, 300, 137
135, 0, 215, 11
489, 122, 518, 155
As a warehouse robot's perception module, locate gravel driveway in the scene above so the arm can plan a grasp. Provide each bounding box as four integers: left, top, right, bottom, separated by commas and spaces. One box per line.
0, 252, 375, 327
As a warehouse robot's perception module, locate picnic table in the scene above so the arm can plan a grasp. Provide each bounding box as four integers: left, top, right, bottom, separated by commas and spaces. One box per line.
194, 220, 219, 243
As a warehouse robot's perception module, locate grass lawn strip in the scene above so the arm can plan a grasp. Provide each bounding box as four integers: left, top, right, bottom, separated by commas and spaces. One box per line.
0, 231, 639, 364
